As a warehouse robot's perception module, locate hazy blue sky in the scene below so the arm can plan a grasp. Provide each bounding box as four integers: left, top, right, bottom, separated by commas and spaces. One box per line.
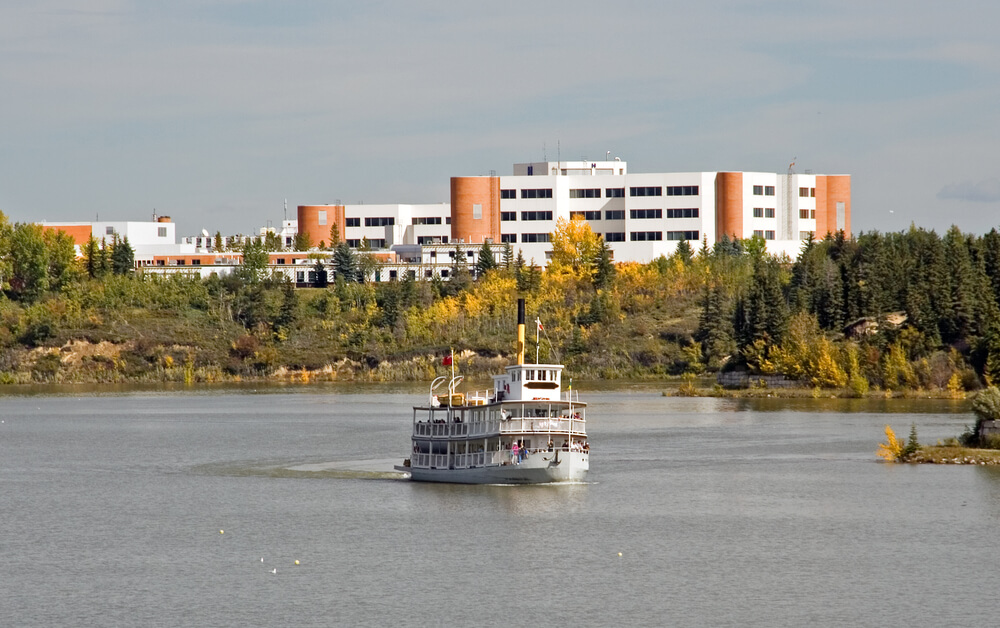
2, 0, 998, 238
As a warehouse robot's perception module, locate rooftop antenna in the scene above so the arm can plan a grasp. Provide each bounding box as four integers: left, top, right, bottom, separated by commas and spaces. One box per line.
557, 140, 560, 163
283, 198, 287, 222
543, 142, 547, 161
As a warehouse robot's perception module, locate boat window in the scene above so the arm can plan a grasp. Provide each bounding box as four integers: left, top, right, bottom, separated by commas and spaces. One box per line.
539, 370, 546, 381
526, 369, 534, 380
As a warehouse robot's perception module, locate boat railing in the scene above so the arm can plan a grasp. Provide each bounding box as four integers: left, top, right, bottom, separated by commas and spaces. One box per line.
414, 420, 502, 438
499, 417, 587, 435
411, 451, 504, 469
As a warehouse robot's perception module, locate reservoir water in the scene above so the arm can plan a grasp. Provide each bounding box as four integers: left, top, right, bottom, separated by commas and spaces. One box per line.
2, 384, 997, 627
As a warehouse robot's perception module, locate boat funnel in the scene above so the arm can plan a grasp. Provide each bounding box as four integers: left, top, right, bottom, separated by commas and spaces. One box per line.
517, 298, 525, 365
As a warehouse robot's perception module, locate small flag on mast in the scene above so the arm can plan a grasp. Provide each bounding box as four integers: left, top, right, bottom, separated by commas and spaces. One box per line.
536, 318, 543, 331
442, 352, 452, 366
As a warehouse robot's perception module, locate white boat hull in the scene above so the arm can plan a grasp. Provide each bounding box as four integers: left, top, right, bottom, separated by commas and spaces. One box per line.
398, 451, 588, 484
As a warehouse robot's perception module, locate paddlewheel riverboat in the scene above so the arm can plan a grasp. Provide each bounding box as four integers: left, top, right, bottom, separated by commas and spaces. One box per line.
396, 299, 589, 484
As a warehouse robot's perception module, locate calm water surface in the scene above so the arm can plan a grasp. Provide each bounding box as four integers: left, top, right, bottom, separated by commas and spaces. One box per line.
2, 384, 996, 627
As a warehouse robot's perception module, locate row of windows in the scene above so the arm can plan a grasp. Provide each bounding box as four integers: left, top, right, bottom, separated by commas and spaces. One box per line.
799, 187, 817, 198
500, 185, 700, 200
521, 233, 550, 243
753, 230, 776, 240
365, 217, 394, 227
345, 217, 360, 227
630, 186, 661, 197
521, 211, 552, 221
412, 217, 442, 225
752, 185, 776, 196
503, 207, 701, 222
666, 186, 699, 196
799, 209, 817, 219
667, 231, 700, 241
753, 207, 775, 218
605, 232, 625, 242
514, 231, 693, 243
521, 189, 553, 199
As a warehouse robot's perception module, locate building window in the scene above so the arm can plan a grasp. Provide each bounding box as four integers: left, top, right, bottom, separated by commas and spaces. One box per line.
570, 210, 601, 221
800, 231, 814, 240
192, 260, 201, 266
277, 258, 286, 264
753, 185, 763, 195
425, 270, 433, 278
606, 188, 625, 198
811, 188, 816, 197
605, 232, 625, 242
666, 186, 699, 196
666, 208, 699, 219
417, 236, 443, 244
500, 233, 516, 243
799, 187, 810, 197
521, 211, 552, 221
501, 212, 516, 221
106, 226, 114, 235
604, 210, 625, 220
364, 217, 395, 227
765, 230, 775, 240
177, 260, 185, 266
630, 231, 663, 241
630, 209, 662, 219
445, 218, 451, 224
369, 239, 386, 248
800, 209, 811, 219
666, 231, 699, 241
389, 270, 398, 280
569, 188, 600, 198
318, 210, 327, 226
765, 208, 775, 218
501, 189, 516, 199
520, 188, 552, 199
753, 208, 763, 218
345, 217, 360, 227
765, 186, 775, 196
754, 229, 764, 238
810, 209, 816, 219
473, 204, 482, 219
412, 217, 442, 225
158, 227, 167, 237
630, 186, 662, 197
521, 233, 551, 243
346, 239, 360, 248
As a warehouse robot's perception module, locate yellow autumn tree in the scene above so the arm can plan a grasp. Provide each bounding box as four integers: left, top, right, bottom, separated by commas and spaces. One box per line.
549, 217, 602, 277
876, 425, 903, 462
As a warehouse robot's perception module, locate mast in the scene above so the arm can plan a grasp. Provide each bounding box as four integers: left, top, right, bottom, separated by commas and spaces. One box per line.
517, 298, 525, 365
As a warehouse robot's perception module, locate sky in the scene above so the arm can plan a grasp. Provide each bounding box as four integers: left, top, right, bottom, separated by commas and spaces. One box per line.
2, 0, 998, 239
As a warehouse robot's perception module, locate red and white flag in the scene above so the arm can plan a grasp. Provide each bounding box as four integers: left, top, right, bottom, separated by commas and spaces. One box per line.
536, 318, 543, 331
442, 353, 452, 366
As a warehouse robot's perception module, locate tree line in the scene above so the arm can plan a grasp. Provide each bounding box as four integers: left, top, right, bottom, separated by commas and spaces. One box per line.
2, 208, 1000, 391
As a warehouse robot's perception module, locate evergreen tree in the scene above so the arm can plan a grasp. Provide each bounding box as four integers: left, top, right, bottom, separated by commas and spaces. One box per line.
83, 236, 101, 279
97, 238, 111, 277
449, 245, 472, 293
514, 250, 528, 292
593, 239, 616, 290
332, 242, 357, 283
312, 259, 328, 288
502, 241, 514, 270
734, 257, 788, 349
673, 239, 693, 266
329, 223, 341, 247
475, 241, 497, 277
214, 231, 223, 251
111, 236, 135, 275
